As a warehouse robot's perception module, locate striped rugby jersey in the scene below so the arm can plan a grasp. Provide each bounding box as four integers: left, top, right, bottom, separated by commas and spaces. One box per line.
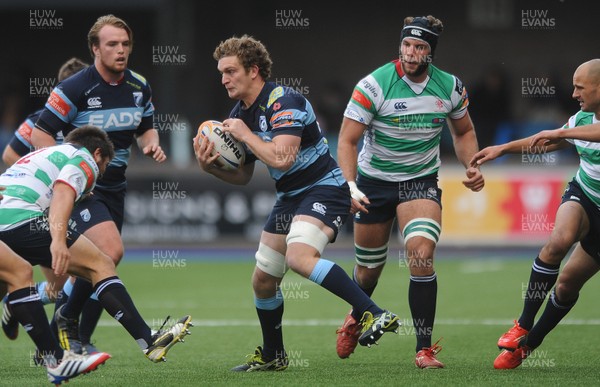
231, 82, 344, 198
0, 144, 98, 231
344, 60, 469, 182
565, 111, 600, 206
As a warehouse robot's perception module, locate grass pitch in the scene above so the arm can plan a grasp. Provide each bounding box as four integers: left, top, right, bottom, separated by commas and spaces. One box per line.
0, 248, 598, 386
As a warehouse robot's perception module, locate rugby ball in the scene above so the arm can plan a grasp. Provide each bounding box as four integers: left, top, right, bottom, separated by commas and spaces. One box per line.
198, 120, 246, 170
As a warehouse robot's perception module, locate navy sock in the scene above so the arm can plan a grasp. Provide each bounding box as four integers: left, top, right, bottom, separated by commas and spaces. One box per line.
79, 298, 103, 345
526, 290, 577, 349
518, 257, 560, 330
8, 287, 63, 364
94, 276, 152, 349
255, 290, 284, 360
62, 278, 93, 319
311, 259, 382, 317
350, 266, 378, 321
409, 273, 437, 351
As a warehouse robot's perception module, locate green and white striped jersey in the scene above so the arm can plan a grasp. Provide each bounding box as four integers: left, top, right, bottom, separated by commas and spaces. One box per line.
344, 60, 469, 182
565, 111, 600, 207
0, 144, 98, 231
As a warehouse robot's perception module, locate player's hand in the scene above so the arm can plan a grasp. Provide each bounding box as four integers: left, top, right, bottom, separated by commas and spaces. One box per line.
348, 181, 370, 214
462, 166, 485, 192
222, 118, 251, 142
142, 144, 167, 163
193, 133, 220, 172
470, 145, 503, 167
530, 129, 562, 148
50, 240, 70, 276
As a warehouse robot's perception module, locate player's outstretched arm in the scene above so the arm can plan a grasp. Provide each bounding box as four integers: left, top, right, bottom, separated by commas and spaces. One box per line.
530, 123, 600, 147
470, 134, 550, 167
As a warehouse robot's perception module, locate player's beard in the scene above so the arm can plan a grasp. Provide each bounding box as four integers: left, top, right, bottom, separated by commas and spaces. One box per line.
402, 61, 429, 78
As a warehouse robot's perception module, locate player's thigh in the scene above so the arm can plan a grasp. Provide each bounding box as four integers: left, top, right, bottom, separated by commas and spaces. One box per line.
67, 234, 115, 283
354, 220, 394, 248
83, 220, 123, 264
549, 201, 589, 248
0, 241, 34, 291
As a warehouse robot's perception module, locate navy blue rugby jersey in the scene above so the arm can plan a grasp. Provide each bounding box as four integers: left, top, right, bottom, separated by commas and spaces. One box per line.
36, 65, 154, 190
231, 82, 346, 198
9, 109, 42, 157
9, 109, 65, 158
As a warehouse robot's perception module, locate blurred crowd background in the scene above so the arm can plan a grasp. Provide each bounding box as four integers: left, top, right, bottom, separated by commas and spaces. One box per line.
0, 0, 592, 245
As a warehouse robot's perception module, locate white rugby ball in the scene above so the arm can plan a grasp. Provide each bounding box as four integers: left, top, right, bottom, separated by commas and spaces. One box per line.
198, 120, 246, 170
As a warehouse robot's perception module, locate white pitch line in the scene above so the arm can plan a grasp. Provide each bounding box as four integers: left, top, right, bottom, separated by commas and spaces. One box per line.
96, 318, 600, 327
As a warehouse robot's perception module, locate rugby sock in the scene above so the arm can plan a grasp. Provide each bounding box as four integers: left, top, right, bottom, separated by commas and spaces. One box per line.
350, 265, 378, 321
62, 278, 94, 319
8, 287, 63, 364
255, 289, 285, 360
79, 298, 103, 345
35, 281, 52, 305
525, 290, 577, 349
518, 257, 560, 330
93, 276, 152, 349
310, 259, 382, 317
409, 273, 437, 352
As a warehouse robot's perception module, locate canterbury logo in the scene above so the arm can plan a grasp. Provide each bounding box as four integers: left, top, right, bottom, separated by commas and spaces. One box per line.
87, 97, 102, 107
410, 29, 422, 36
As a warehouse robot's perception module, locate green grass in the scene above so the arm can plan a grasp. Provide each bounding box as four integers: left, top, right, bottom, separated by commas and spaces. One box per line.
0, 254, 598, 386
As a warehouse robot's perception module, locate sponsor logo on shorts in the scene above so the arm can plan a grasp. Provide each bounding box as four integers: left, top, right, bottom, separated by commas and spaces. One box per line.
311, 202, 326, 216
80, 208, 91, 222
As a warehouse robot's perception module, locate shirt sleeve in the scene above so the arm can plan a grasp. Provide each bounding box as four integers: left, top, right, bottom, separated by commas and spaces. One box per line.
343, 74, 383, 126
448, 76, 469, 120
55, 153, 97, 201
36, 85, 78, 136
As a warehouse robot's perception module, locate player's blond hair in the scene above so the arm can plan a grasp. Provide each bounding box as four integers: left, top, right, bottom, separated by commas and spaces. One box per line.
87, 14, 133, 58
213, 35, 272, 80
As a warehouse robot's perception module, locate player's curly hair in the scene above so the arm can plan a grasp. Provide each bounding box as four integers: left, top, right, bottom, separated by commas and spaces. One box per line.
65, 125, 115, 161
404, 15, 444, 34
88, 14, 133, 58
57, 57, 89, 82
213, 35, 272, 80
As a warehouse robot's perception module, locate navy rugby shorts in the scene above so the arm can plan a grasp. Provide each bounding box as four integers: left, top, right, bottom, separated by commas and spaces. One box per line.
0, 215, 81, 267
354, 173, 442, 224
72, 187, 125, 233
562, 179, 600, 264
264, 184, 351, 242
